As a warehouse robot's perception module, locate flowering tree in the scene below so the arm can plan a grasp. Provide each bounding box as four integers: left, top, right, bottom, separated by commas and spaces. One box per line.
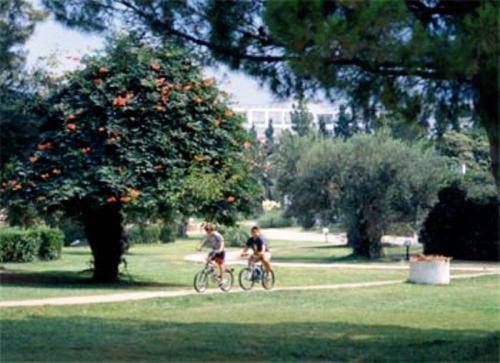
2, 37, 261, 281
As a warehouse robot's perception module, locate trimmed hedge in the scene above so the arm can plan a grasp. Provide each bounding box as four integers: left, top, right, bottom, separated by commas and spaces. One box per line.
224, 226, 250, 247
160, 224, 176, 243
0, 226, 63, 262
257, 210, 293, 228
420, 186, 499, 261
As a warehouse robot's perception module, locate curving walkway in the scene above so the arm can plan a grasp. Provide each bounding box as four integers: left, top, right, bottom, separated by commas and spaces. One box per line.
0, 271, 497, 309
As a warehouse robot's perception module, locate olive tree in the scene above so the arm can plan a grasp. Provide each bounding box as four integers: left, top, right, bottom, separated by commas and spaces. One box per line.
2, 36, 260, 281
296, 131, 447, 257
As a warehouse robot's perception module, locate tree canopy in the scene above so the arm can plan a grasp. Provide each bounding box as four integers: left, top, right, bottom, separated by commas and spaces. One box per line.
40, 0, 499, 189
2, 36, 261, 280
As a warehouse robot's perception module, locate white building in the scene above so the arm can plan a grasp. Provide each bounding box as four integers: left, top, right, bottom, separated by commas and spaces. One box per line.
233, 101, 337, 137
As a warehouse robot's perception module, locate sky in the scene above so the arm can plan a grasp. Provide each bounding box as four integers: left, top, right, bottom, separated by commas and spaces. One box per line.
24, 13, 283, 107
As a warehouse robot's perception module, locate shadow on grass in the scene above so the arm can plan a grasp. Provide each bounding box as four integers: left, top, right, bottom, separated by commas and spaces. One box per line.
1, 317, 497, 362
0, 269, 188, 290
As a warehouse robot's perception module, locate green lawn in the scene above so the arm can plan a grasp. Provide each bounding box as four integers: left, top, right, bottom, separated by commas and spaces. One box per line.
1, 239, 410, 301
271, 242, 424, 263
1, 275, 498, 362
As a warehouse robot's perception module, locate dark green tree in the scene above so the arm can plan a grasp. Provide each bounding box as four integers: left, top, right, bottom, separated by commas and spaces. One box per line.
333, 105, 358, 139
0, 0, 47, 173
2, 37, 260, 281
40, 0, 500, 190
264, 119, 274, 146
290, 99, 313, 136
317, 116, 329, 138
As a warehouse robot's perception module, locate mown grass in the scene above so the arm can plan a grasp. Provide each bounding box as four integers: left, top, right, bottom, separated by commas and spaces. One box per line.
1, 275, 499, 362
0, 238, 410, 301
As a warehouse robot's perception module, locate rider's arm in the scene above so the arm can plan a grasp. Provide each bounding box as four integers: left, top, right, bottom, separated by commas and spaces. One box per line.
241, 246, 250, 256
197, 237, 209, 251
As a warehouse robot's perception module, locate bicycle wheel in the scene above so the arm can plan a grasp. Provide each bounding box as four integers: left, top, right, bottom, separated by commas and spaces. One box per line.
262, 269, 275, 290
193, 270, 209, 293
219, 269, 234, 292
238, 268, 255, 291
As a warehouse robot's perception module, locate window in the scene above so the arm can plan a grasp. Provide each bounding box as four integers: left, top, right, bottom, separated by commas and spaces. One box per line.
268, 111, 283, 125
317, 114, 334, 124
251, 111, 266, 124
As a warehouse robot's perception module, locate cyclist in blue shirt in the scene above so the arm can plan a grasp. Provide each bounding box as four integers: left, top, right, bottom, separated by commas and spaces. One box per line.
241, 226, 272, 274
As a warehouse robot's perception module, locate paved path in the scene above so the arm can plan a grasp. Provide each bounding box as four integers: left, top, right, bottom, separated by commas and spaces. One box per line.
184, 252, 500, 273
0, 272, 496, 309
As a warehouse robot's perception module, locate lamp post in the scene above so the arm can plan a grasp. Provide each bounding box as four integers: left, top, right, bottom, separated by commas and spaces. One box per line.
322, 228, 329, 243
404, 239, 412, 261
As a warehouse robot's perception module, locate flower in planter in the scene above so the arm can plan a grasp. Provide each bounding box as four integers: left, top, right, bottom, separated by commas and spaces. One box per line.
410, 254, 452, 262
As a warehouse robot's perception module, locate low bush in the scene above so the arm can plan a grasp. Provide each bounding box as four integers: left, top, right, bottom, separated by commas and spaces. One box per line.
160, 223, 176, 243
257, 210, 292, 228
127, 224, 161, 244
0, 226, 63, 262
37, 227, 64, 260
224, 226, 250, 247
420, 186, 499, 261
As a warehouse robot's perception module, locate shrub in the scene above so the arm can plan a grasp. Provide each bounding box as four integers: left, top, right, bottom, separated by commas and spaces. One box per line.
420, 186, 499, 261
0, 226, 63, 262
0, 228, 39, 262
257, 210, 293, 228
127, 224, 161, 244
224, 226, 250, 247
160, 223, 176, 243
36, 227, 64, 260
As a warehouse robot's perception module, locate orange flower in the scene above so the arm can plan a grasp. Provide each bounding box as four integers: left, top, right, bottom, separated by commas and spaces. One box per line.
154, 164, 164, 170
81, 147, 91, 154
98, 127, 106, 133
29, 155, 38, 163
41, 173, 50, 180
243, 141, 252, 149
128, 188, 140, 199
183, 84, 192, 91
116, 166, 125, 173
93, 78, 103, 86
193, 96, 203, 104
120, 196, 132, 203
52, 168, 62, 175
99, 67, 109, 73
109, 137, 118, 143
67, 114, 76, 121
214, 117, 221, 126
12, 183, 22, 191
113, 96, 127, 107
154, 104, 165, 112
226, 195, 236, 203
155, 77, 165, 86
67, 123, 77, 131
38, 142, 53, 151
225, 110, 235, 118
106, 196, 117, 203
194, 155, 204, 162
203, 78, 214, 87
150, 62, 161, 71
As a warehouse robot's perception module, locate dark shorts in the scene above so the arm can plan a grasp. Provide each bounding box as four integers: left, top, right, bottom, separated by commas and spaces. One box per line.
211, 251, 225, 265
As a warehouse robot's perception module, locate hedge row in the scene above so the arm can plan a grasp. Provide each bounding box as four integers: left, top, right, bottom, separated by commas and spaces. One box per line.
0, 227, 64, 262
127, 223, 176, 244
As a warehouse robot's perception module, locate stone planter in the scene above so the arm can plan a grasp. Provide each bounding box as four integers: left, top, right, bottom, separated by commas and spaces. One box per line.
409, 260, 450, 285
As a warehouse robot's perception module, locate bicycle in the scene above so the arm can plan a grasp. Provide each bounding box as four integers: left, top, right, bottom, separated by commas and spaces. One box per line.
238, 255, 275, 291
193, 259, 234, 293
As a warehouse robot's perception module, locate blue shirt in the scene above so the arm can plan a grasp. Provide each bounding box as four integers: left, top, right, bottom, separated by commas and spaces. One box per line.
246, 236, 267, 253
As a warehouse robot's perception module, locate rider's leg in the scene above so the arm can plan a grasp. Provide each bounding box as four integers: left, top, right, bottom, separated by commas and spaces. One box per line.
262, 253, 272, 273
218, 263, 224, 280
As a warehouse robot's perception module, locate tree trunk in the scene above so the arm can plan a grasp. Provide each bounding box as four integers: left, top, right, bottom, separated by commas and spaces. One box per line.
82, 203, 125, 282
475, 68, 499, 193
348, 216, 384, 258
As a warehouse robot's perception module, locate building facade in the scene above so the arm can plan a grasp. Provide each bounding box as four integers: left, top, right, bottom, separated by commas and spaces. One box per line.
233, 102, 337, 137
